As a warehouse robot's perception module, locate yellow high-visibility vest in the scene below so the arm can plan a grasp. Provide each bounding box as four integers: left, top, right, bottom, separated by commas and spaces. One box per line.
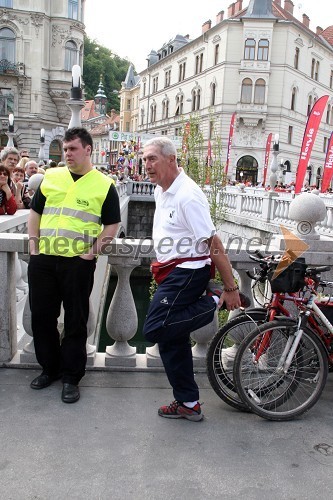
39, 167, 112, 256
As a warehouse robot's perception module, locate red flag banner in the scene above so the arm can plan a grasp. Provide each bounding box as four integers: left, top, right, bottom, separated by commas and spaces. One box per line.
321, 131, 333, 193
225, 112, 236, 175
263, 133, 272, 187
182, 121, 190, 154
295, 95, 329, 194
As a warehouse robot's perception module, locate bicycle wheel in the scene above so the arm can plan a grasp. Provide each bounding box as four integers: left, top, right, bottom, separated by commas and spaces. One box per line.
206, 309, 267, 411
233, 319, 328, 421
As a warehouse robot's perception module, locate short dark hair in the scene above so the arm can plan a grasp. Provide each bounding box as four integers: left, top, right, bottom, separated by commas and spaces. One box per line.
0, 165, 11, 186
64, 127, 93, 152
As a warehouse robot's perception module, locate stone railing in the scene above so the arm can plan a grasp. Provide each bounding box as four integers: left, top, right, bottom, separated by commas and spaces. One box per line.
1, 233, 332, 371
223, 187, 333, 237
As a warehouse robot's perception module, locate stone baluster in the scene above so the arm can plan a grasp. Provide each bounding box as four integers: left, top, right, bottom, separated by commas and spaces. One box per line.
191, 313, 219, 367
105, 256, 140, 366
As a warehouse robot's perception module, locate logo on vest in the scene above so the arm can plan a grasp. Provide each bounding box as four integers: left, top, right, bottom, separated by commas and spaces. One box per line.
76, 198, 89, 207
160, 297, 169, 305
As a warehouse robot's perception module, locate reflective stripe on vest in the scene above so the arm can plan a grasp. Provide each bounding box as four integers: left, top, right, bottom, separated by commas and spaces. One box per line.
39, 228, 96, 244
43, 206, 101, 224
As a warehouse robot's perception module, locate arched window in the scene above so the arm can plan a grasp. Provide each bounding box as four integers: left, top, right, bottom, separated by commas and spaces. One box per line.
244, 39, 255, 60
211, 83, 216, 105
257, 39, 269, 61
254, 79, 265, 104
291, 87, 297, 111
65, 40, 78, 71
0, 27, 15, 63
241, 78, 252, 104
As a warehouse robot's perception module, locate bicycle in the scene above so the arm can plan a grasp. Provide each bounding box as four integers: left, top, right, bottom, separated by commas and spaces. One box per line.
206, 251, 308, 411
233, 261, 333, 421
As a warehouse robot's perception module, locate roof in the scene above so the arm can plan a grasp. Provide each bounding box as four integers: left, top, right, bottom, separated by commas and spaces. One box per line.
89, 112, 120, 137
241, 0, 276, 19
81, 100, 99, 121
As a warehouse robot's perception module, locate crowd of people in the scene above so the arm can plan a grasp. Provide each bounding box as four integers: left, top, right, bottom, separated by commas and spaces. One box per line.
0, 147, 70, 215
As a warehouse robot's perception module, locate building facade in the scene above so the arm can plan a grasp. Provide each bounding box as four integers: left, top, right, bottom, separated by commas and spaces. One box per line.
131, 0, 333, 187
0, 0, 85, 161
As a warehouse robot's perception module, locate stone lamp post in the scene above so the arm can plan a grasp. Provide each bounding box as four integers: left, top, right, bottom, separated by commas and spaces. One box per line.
38, 128, 45, 163
6, 113, 15, 147
269, 133, 279, 189
66, 65, 84, 129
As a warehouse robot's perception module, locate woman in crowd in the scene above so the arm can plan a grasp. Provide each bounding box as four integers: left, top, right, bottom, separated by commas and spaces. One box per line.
12, 166, 31, 208
0, 165, 17, 215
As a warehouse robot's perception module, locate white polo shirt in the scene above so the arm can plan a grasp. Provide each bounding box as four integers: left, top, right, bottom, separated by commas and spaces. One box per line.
153, 169, 215, 267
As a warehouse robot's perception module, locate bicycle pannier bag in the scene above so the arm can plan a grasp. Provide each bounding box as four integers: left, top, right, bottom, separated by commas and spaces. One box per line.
268, 257, 306, 293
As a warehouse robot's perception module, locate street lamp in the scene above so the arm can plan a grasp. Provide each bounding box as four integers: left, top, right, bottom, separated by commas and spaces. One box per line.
269, 133, 279, 189
66, 65, 84, 129
38, 128, 45, 162
6, 113, 15, 147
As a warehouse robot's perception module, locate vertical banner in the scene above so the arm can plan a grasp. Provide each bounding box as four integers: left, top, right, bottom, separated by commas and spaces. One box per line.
263, 133, 272, 187
321, 131, 333, 193
225, 112, 236, 175
295, 95, 329, 194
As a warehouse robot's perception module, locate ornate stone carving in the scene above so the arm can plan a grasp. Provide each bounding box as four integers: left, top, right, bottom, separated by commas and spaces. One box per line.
0, 8, 29, 25
30, 13, 44, 37
237, 125, 262, 147
52, 24, 71, 46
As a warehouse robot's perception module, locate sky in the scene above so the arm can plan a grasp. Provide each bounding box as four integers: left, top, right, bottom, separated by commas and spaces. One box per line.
85, 1, 331, 72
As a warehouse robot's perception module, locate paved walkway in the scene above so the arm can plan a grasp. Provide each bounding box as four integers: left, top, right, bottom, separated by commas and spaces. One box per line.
1, 367, 333, 499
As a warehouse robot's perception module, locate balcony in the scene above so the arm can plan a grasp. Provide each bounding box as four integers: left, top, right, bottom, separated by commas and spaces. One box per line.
0, 59, 24, 76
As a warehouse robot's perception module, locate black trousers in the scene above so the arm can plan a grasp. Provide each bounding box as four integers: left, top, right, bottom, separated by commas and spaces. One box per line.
28, 254, 96, 384
143, 265, 216, 402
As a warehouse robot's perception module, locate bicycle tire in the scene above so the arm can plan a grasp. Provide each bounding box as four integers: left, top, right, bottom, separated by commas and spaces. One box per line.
233, 319, 328, 421
206, 309, 267, 411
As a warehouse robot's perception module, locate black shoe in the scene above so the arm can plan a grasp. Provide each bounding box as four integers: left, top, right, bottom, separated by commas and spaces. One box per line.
61, 383, 80, 404
30, 373, 61, 390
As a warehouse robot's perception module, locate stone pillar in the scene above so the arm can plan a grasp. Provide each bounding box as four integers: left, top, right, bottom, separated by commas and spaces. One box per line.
105, 257, 140, 366
0, 252, 17, 362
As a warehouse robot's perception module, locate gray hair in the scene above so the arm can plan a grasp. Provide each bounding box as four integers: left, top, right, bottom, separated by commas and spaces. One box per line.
143, 137, 177, 157
1, 147, 19, 161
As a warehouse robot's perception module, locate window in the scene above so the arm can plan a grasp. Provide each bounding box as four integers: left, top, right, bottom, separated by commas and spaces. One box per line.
65, 40, 78, 71
315, 60, 319, 81
69, 0, 78, 20
175, 95, 183, 116
0, 0, 13, 6
324, 137, 328, 153
254, 79, 265, 104
140, 108, 144, 126
208, 120, 214, 140
143, 82, 146, 97
307, 95, 313, 116
211, 83, 216, 106
327, 105, 332, 125
0, 88, 14, 115
291, 87, 296, 111
175, 127, 181, 137
150, 103, 156, 123
191, 89, 201, 111
330, 70, 333, 89
244, 39, 255, 60
0, 28, 15, 63
127, 99, 131, 111
164, 69, 171, 88
125, 122, 130, 132
195, 53, 203, 75
214, 44, 219, 65
311, 58, 315, 79
311, 58, 319, 80
152, 76, 158, 93
178, 62, 186, 82
294, 47, 299, 69
241, 78, 252, 104
162, 99, 169, 119
257, 39, 269, 61
288, 126, 293, 144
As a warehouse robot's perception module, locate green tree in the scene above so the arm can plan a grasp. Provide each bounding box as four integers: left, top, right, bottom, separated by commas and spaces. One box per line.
83, 37, 132, 113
